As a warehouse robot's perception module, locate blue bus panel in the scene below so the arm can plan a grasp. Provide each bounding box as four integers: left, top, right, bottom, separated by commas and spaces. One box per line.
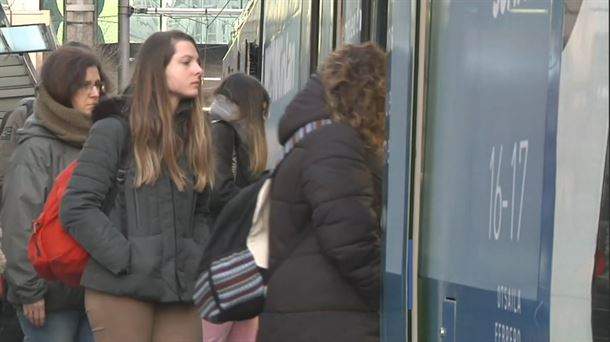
418, 0, 560, 340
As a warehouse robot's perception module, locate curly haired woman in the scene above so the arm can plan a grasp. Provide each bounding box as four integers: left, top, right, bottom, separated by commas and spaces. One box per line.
258, 42, 387, 342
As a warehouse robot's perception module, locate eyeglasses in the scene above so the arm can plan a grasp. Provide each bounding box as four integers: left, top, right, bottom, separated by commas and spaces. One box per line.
79, 80, 106, 94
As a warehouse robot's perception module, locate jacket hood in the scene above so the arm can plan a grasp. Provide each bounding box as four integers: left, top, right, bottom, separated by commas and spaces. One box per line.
278, 74, 330, 145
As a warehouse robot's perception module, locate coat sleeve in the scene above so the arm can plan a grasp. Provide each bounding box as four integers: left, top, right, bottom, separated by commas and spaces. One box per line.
302, 128, 381, 309
60, 117, 131, 276
209, 121, 239, 215
194, 187, 212, 246
0, 153, 49, 303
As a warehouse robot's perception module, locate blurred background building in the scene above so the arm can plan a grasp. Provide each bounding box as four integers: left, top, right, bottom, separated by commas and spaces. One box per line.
0, 0, 245, 106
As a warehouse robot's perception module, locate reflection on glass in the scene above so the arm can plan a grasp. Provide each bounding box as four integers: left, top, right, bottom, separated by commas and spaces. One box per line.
0, 25, 50, 53
0, 38, 7, 53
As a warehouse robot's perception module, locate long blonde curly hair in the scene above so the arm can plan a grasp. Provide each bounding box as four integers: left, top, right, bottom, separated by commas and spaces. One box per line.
318, 42, 387, 154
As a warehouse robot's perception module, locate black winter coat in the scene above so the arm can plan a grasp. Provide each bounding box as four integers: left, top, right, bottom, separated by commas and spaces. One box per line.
60, 97, 211, 303
258, 76, 382, 342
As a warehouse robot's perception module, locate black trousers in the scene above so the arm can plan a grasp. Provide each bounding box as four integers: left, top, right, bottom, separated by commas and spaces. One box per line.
0, 281, 23, 342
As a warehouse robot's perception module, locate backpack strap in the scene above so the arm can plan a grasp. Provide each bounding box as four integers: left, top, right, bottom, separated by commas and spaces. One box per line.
0, 110, 13, 136
22, 98, 35, 119
0, 98, 35, 136
102, 117, 130, 236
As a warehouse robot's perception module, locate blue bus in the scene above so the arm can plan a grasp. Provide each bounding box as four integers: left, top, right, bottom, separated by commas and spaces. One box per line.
223, 1, 609, 340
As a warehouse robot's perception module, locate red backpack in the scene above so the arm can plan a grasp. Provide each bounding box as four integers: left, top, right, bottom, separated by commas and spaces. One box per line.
28, 161, 86, 288
27, 118, 129, 288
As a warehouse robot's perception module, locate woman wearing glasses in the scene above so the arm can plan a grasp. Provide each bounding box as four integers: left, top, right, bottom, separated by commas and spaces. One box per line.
204, 72, 270, 342
1, 45, 109, 342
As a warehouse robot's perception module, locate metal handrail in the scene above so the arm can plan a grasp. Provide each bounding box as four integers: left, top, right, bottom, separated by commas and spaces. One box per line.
0, 5, 40, 88
19, 53, 39, 86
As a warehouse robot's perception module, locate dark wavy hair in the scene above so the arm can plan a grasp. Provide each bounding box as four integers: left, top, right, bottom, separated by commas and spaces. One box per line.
318, 42, 387, 154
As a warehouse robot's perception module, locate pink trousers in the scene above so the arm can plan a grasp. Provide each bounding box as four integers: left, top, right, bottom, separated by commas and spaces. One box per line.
202, 318, 258, 342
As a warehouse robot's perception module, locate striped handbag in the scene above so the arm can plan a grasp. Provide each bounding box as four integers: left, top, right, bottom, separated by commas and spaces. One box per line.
193, 119, 332, 323
194, 176, 269, 323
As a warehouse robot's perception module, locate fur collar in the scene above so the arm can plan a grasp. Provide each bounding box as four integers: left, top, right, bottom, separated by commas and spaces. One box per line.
92, 96, 130, 123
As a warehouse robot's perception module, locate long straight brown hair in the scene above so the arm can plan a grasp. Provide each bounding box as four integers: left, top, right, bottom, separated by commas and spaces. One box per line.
129, 31, 214, 191
214, 73, 270, 175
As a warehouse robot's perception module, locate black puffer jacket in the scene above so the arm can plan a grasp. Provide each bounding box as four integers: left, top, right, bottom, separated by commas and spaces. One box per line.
258, 76, 382, 342
60, 97, 211, 303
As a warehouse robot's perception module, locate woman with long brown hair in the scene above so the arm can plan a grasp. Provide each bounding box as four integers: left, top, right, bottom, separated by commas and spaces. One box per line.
208, 73, 270, 218
59, 31, 214, 341
258, 42, 387, 342
203, 73, 270, 341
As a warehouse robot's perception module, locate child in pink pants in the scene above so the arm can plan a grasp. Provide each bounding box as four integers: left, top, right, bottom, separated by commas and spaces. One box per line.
202, 318, 258, 342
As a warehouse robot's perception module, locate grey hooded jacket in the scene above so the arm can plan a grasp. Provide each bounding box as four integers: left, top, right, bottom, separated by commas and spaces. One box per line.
0, 115, 83, 310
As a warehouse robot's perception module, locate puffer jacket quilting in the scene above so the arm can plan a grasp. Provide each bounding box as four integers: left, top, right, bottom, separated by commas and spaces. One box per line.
258, 75, 382, 342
